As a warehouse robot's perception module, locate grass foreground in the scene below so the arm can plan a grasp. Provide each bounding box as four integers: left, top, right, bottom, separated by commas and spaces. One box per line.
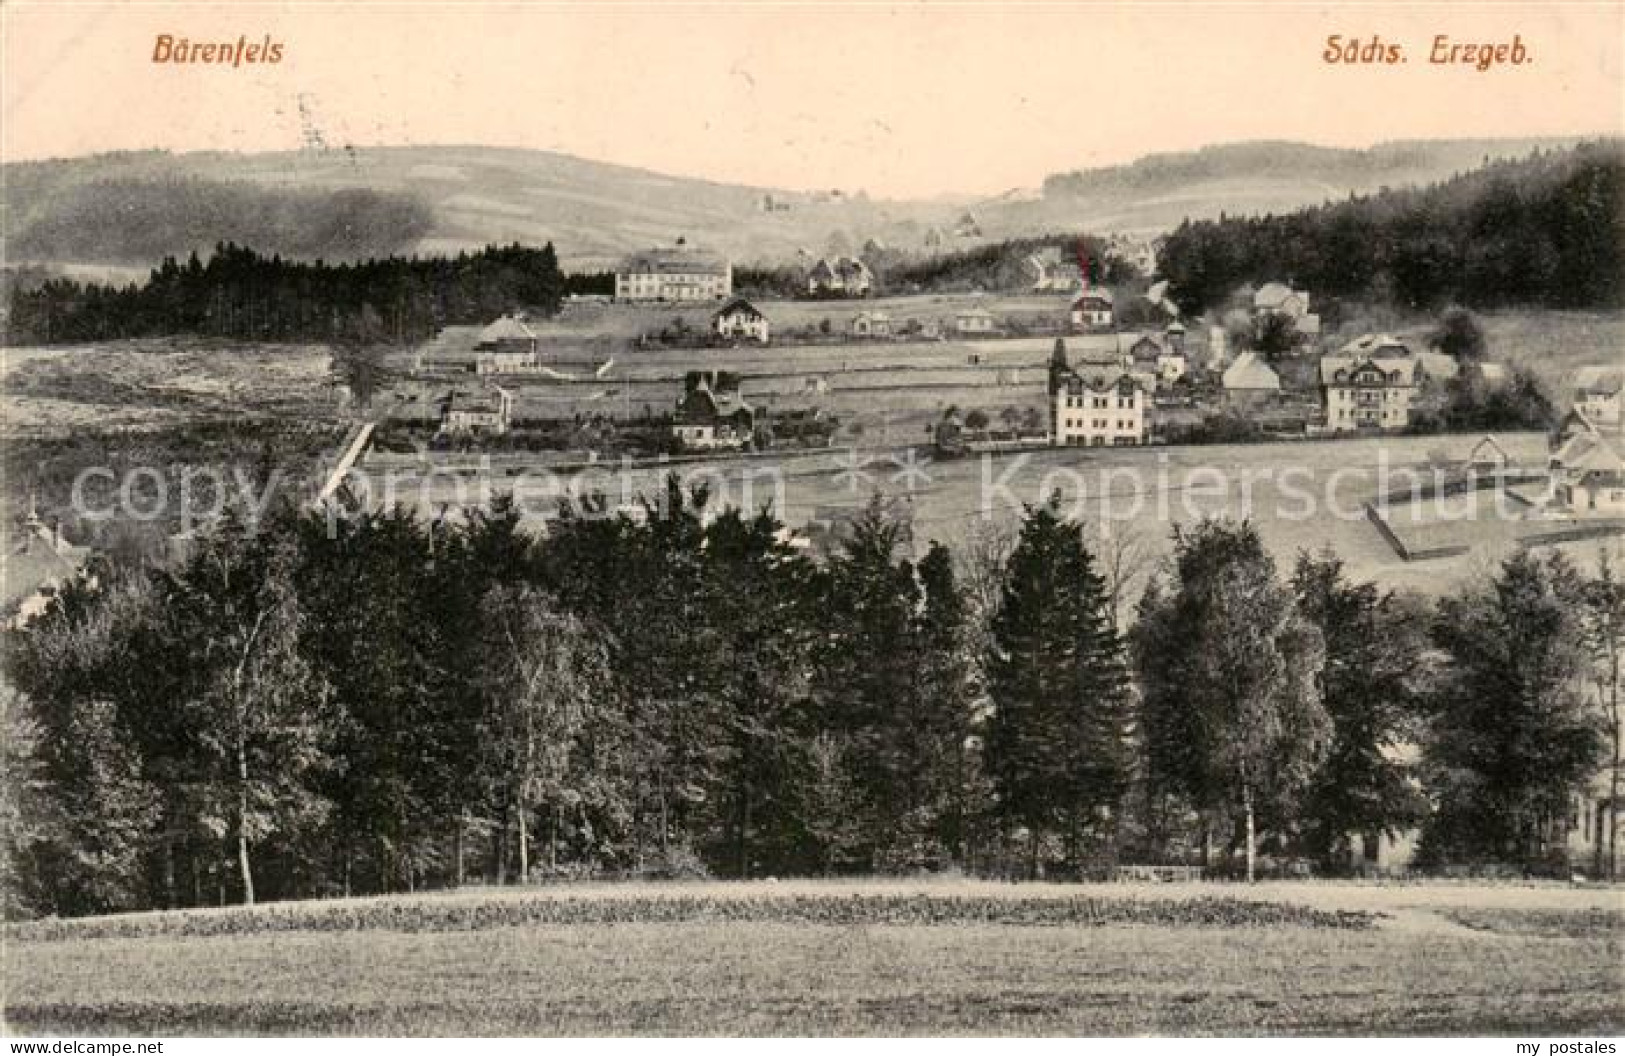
5, 880, 1623, 1036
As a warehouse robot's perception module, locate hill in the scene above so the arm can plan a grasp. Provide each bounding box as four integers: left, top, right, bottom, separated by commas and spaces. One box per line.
1157, 140, 1625, 312
995, 137, 1594, 236
1, 138, 1596, 270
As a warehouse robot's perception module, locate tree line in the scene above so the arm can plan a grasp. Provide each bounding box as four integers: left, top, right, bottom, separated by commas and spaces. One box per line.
4, 489, 1620, 917
4, 242, 579, 346
1159, 141, 1624, 314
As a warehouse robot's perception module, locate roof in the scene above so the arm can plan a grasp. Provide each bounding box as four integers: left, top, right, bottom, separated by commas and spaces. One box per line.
1468, 435, 1511, 465
1318, 354, 1418, 387
1553, 412, 1625, 475
1054, 364, 1147, 395
680, 379, 755, 423
619, 246, 729, 276
1338, 333, 1413, 357
3, 522, 90, 615
1222, 352, 1282, 392
444, 388, 510, 416
714, 297, 764, 320
1253, 282, 1303, 310
853, 311, 891, 323
1072, 289, 1115, 307
956, 307, 995, 320
1129, 333, 1171, 360
478, 314, 536, 344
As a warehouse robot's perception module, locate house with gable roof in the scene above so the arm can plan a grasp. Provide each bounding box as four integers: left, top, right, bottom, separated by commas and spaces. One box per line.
1549, 408, 1625, 514
1573, 368, 1623, 430
1070, 289, 1115, 331
1319, 334, 1419, 431
1222, 351, 1282, 403
1128, 333, 1189, 386
5, 498, 92, 628
1025, 247, 1085, 293
672, 371, 756, 450
712, 297, 771, 344
1050, 357, 1151, 447
473, 313, 540, 374
806, 256, 873, 298
438, 387, 514, 435
1252, 281, 1321, 340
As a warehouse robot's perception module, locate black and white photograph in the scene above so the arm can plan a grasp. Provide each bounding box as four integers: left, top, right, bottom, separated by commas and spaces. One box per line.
1, 0, 1622, 1040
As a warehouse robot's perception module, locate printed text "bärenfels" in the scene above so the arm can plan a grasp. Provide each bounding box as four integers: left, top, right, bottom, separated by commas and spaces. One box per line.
152, 34, 284, 66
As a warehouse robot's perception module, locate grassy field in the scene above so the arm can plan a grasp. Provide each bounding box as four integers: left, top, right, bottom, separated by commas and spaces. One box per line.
0, 342, 341, 440
6, 881, 1622, 1036
417, 429, 1615, 598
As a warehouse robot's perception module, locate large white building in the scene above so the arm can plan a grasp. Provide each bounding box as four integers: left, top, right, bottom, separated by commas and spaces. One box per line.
615, 246, 732, 302
1050, 363, 1150, 447
1319, 335, 1419, 431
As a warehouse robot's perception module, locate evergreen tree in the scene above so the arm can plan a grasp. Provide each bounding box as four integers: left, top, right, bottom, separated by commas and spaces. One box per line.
1422, 551, 1606, 867
985, 499, 1133, 877
1291, 552, 1430, 865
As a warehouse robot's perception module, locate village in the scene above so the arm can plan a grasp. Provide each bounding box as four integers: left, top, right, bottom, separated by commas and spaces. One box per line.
364, 237, 1624, 530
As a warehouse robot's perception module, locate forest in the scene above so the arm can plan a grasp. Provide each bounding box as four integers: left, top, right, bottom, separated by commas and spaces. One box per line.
1158, 141, 1625, 313
4, 485, 1619, 917
4, 242, 573, 345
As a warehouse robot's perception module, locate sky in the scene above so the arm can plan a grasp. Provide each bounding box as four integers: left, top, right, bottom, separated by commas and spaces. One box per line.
4, 2, 1623, 198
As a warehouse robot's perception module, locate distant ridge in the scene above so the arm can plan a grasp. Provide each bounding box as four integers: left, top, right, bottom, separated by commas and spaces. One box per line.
1, 137, 1608, 268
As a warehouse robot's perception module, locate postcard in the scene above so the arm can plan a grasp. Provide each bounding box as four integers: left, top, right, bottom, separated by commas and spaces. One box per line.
2, 0, 1623, 1041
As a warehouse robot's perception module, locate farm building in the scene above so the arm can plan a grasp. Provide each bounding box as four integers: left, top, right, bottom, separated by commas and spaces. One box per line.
712, 298, 771, 343
672, 371, 755, 450
1070, 289, 1115, 330
615, 245, 732, 302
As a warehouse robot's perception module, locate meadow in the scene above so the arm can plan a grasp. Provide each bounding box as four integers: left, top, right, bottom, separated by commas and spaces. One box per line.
6, 880, 1622, 1036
